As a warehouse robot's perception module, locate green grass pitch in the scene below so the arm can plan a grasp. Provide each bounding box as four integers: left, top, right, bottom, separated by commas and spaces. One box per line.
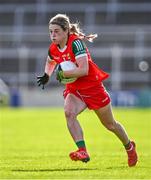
0, 107, 151, 179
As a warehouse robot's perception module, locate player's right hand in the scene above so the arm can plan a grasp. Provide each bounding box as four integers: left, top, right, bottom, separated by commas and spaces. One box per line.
37, 73, 49, 89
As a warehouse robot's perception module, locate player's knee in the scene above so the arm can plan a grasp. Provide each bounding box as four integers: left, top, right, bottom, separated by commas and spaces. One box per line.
105, 123, 116, 132
64, 110, 76, 121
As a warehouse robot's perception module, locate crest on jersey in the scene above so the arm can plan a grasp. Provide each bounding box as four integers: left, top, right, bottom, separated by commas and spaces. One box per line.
62, 53, 71, 61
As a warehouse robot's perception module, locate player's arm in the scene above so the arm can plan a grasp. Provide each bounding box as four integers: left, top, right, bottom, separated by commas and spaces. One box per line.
45, 56, 57, 76
37, 54, 57, 89
63, 56, 88, 78
63, 39, 89, 78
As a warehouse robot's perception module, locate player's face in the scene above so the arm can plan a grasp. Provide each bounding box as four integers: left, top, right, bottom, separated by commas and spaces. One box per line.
49, 24, 68, 46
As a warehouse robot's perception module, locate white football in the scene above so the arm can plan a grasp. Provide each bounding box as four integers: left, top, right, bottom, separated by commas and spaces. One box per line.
60, 61, 77, 71
59, 61, 77, 84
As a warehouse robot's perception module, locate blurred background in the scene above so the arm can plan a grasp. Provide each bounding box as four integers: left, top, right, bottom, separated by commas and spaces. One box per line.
0, 0, 151, 107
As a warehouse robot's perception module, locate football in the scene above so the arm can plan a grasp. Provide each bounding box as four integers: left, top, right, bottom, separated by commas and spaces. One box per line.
56, 61, 77, 84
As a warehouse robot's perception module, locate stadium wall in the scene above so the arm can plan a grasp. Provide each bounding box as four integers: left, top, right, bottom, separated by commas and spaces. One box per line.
7, 87, 151, 107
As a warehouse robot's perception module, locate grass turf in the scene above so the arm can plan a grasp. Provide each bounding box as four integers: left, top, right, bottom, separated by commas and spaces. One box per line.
0, 107, 151, 179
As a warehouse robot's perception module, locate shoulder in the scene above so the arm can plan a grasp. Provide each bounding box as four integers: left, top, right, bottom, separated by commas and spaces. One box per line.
48, 43, 58, 59
69, 33, 86, 48
72, 38, 87, 58
48, 43, 57, 52
72, 39, 86, 50
69, 33, 79, 41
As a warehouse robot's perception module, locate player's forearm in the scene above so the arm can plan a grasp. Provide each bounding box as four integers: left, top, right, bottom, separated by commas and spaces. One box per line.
63, 57, 89, 78
63, 67, 88, 78
45, 57, 56, 76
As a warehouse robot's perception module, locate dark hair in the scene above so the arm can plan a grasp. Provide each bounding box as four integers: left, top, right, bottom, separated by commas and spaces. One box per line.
49, 14, 97, 42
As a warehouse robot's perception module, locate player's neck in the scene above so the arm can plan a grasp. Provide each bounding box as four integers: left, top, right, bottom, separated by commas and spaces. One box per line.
58, 35, 69, 49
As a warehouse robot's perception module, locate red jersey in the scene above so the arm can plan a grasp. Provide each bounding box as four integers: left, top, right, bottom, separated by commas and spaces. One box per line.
48, 34, 109, 90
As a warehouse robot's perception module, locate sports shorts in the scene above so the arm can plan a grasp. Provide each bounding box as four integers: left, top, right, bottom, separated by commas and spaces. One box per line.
63, 83, 111, 110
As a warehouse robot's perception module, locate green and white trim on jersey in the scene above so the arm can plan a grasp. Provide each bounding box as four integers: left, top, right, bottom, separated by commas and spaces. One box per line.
72, 39, 87, 59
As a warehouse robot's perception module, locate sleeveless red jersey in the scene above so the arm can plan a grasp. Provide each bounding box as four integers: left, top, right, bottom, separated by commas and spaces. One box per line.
48, 34, 109, 90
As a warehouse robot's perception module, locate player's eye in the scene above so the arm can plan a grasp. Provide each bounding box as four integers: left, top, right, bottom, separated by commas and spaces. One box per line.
55, 30, 59, 33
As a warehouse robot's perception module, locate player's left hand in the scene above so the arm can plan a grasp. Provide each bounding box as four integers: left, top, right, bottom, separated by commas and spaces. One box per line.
37, 73, 49, 89
56, 64, 65, 82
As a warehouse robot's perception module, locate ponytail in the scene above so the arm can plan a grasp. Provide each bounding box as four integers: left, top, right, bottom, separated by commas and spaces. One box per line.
70, 23, 98, 43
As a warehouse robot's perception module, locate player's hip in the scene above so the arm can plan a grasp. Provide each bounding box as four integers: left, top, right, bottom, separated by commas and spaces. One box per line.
63, 83, 111, 110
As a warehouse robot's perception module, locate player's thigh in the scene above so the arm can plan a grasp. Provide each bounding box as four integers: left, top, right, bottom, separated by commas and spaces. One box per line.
64, 93, 87, 115
94, 103, 116, 126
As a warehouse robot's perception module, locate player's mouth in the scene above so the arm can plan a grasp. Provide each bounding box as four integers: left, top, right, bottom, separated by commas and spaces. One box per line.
52, 39, 57, 42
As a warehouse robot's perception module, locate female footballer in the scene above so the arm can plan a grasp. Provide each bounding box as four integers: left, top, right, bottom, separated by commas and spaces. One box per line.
37, 14, 138, 166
